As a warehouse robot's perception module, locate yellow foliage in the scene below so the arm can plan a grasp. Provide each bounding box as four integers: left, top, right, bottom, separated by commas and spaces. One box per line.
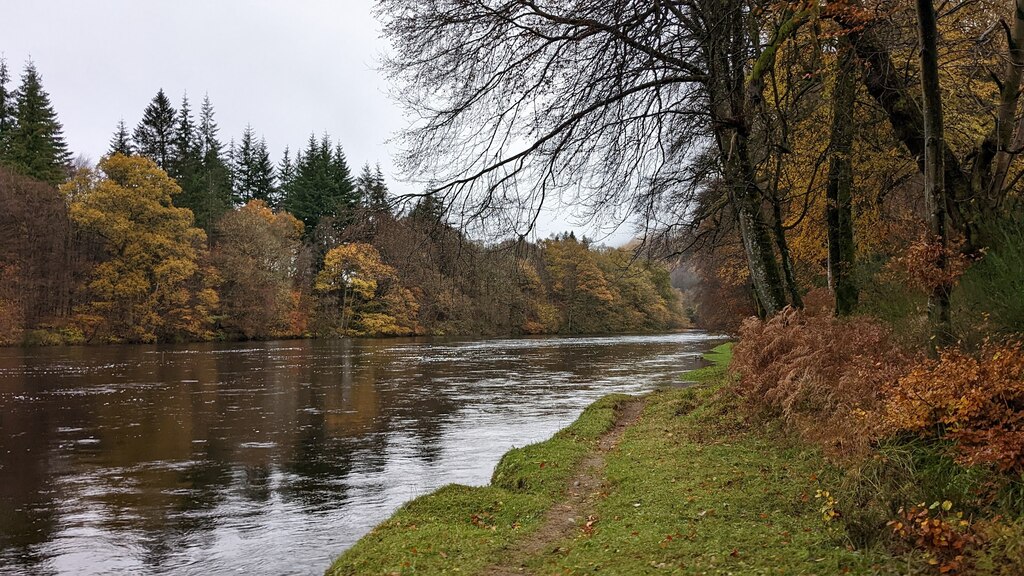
62, 154, 216, 343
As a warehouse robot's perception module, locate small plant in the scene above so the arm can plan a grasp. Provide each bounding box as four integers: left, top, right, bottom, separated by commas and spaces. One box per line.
887, 501, 980, 574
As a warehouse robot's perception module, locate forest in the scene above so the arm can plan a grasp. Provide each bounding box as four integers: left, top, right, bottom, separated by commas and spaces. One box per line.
0, 59, 686, 346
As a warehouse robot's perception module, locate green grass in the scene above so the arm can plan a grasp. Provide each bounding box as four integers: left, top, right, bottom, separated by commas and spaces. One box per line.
327, 344, 920, 575
679, 342, 733, 383
326, 394, 632, 575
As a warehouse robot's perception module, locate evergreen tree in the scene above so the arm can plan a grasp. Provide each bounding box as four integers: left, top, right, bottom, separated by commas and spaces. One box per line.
278, 146, 295, 197
168, 93, 207, 225
252, 136, 277, 206
171, 93, 201, 176
0, 58, 12, 154
3, 61, 71, 184
356, 162, 390, 214
108, 119, 134, 156
284, 133, 357, 234
189, 94, 232, 233
133, 89, 177, 170
232, 126, 255, 204
230, 125, 277, 206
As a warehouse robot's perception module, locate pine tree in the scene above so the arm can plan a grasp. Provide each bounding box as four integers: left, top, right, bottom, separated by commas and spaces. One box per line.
232, 125, 256, 204
168, 93, 207, 226
188, 94, 232, 233
356, 162, 390, 214
108, 119, 134, 156
0, 58, 13, 154
284, 133, 357, 233
3, 61, 71, 184
252, 136, 277, 206
133, 89, 177, 170
278, 146, 295, 197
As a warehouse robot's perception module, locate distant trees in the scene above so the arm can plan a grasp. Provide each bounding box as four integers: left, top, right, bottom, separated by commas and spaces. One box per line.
231, 125, 277, 206
108, 119, 133, 156
0, 58, 689, 345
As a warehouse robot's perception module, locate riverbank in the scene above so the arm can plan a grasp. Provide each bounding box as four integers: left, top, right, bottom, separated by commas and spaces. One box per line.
326, 344, 917, 575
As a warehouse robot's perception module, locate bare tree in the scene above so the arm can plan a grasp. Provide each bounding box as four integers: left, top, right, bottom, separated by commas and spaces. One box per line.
377, 0, 817, 315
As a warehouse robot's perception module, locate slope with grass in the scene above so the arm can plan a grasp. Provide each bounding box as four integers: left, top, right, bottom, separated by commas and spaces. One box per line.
326, 344, 918, 575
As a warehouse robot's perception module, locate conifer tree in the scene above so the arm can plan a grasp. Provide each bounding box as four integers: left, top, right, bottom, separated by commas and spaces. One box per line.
278, 146, 295, 198
108, 119, 134, 156
0, 58, 12, 154
284, 133, 357, 233
168, 93, 208, 223
133, 89, 177, 170
189, 94, 232, 232
252, 136, 277, 206
356, 162, 390, 214
3, 61, 71, 184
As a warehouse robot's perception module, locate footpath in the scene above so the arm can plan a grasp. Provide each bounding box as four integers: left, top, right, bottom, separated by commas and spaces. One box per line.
327, 345, 913, 575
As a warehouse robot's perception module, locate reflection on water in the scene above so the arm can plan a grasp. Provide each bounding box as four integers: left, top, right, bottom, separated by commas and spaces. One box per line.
0, 332, 718, 575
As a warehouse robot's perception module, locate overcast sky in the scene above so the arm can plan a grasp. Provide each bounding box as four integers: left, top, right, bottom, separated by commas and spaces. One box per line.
4, 0, 632, 244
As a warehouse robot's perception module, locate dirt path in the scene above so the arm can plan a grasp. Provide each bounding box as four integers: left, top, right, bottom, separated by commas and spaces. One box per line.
484, 399, 647, 576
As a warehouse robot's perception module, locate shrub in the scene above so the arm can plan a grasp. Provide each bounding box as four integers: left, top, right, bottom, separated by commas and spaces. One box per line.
730, 307, 910, 457
880, 341, 1024, 474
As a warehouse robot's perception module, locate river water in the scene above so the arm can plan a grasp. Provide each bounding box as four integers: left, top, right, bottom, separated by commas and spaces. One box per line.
0, 332, 718, 575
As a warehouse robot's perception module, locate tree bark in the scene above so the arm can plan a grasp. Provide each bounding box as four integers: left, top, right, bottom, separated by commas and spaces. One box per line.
916, 0, 953, 351
826, 36, 859, 316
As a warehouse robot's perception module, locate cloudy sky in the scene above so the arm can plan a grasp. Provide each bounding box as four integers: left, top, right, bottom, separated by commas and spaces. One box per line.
4, 0, 632, 244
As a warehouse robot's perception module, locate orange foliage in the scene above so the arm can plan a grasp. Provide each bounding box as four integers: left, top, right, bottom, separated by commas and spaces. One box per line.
888, 503, 980, 574
887, 235, 972, 293
881, 342, 1024, 473
731, 307, 910, 456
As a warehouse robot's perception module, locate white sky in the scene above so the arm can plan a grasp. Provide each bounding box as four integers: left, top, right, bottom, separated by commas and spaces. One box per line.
3, 0, 632, 245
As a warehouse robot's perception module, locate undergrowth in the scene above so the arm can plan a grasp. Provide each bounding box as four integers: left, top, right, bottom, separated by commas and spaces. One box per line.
730, 308, 1024, 574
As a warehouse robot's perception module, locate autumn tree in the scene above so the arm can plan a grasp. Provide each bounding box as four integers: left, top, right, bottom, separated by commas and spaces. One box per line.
0, 166, 75, 332
313, 243, 417, 336
63, 154, 218, 343
543, 234, 616, 333
212, 201, 303, 339
2, 61, 70, 185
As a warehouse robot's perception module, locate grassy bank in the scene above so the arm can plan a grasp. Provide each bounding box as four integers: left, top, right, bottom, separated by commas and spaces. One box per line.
327, 344, 917, 575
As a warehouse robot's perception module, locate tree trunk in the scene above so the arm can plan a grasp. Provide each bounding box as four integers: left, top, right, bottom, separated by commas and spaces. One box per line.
916, 0, 953, 351
826, 36, 859, 316
769, 191, 803, 309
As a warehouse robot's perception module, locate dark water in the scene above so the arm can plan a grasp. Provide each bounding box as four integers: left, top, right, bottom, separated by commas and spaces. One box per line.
0, 332, 718, 575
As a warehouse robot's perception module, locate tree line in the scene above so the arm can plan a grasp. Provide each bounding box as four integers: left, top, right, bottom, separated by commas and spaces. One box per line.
373, 0, 1024, 351
0, 58, 686, 345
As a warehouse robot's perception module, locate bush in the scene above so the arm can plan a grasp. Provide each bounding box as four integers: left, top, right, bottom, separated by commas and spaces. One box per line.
881, 341, 1024, 474
730, 307, 910, 457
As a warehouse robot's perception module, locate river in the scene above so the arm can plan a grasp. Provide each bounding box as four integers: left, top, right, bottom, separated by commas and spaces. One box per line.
0, 332, 719, 575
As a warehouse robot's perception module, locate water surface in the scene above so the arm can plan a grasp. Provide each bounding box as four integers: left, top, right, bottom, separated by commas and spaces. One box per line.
0, 332, 718, 575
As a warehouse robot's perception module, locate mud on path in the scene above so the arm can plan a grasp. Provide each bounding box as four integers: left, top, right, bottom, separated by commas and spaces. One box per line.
484, 399, 647, 576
